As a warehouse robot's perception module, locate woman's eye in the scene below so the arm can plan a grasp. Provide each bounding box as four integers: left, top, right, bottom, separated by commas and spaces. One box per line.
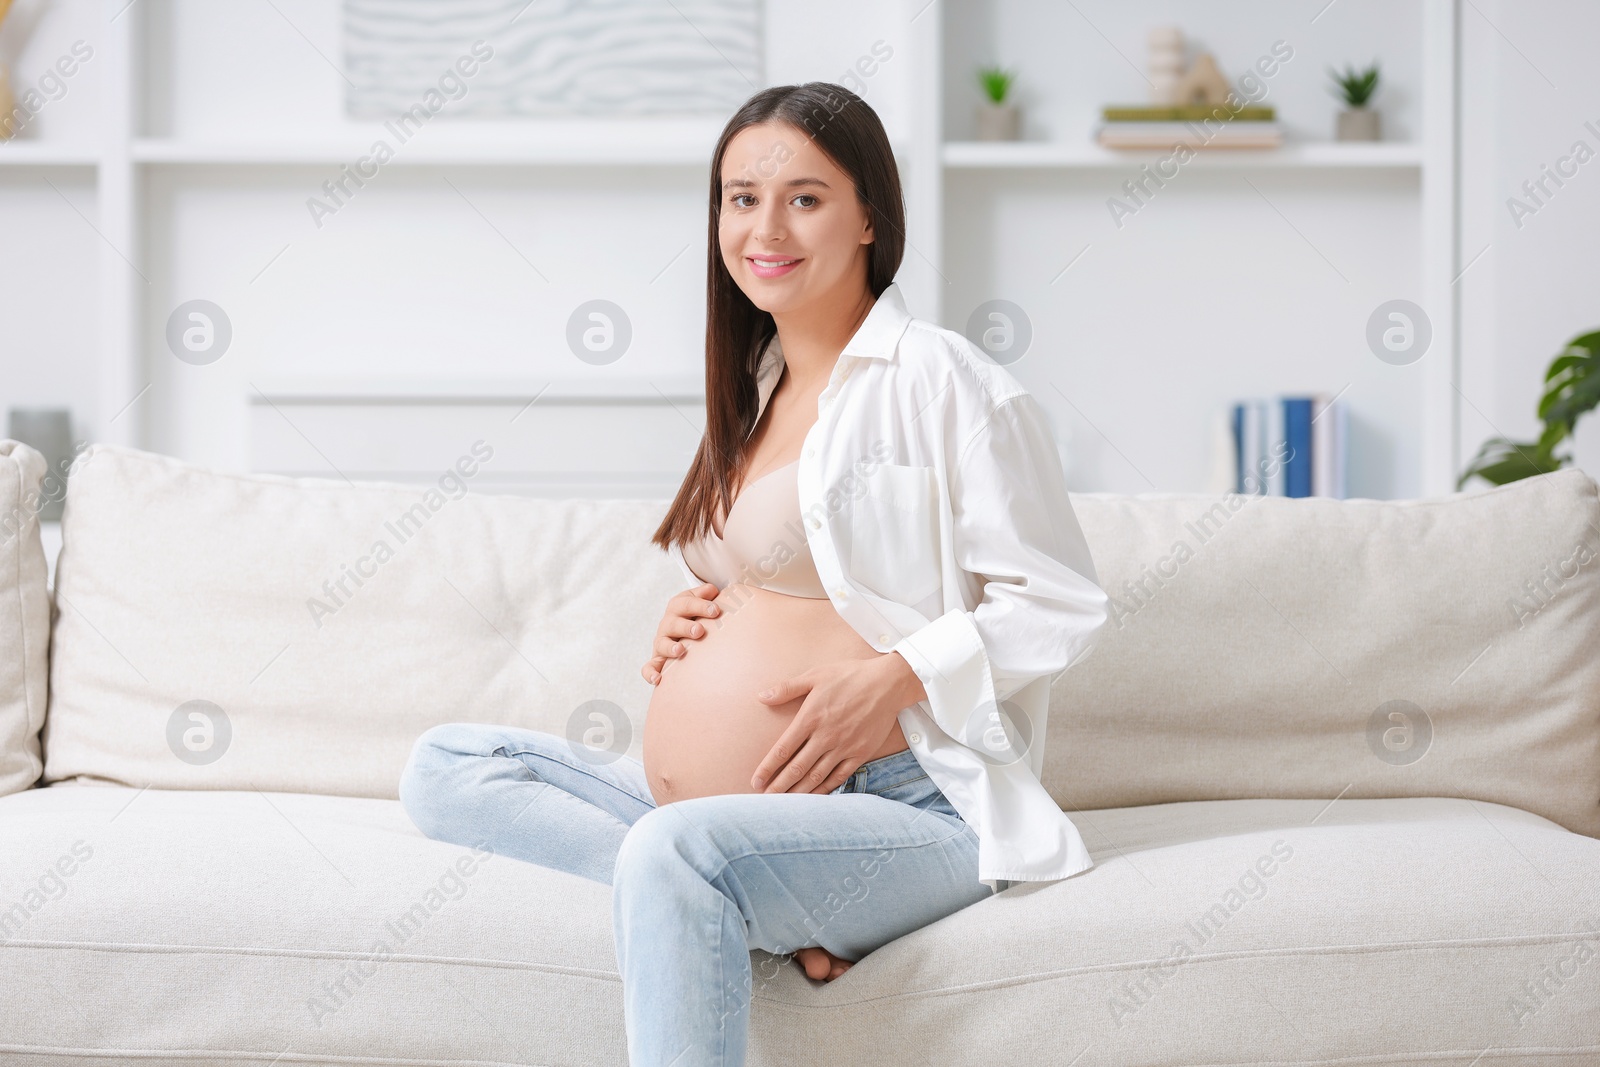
728, 193, 816, 209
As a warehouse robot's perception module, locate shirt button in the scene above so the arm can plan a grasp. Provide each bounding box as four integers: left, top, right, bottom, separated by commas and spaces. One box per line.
805, 447, 815, 458
909, 732, 921, 743
877, 633, 889, 643
807, 517, 820, 530
833, 587, 847, 598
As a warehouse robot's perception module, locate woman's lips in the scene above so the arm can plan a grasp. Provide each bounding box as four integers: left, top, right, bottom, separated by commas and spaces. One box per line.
747, 255, 802, 279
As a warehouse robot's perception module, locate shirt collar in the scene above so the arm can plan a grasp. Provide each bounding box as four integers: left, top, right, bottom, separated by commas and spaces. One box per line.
755, 282, 912, 390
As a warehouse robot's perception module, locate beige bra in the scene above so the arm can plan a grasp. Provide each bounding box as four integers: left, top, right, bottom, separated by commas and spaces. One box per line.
681, 459, 827, 598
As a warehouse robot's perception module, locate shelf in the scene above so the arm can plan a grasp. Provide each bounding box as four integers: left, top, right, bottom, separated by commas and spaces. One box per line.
0, 142, 99, 166
133, 119, 725, 165
246, 374, 706, 403
942, 140, 1424, 170
133, 126, 911, 168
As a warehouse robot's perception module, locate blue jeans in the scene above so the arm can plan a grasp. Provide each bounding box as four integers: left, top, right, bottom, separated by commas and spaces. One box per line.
398, 723, 994, 1067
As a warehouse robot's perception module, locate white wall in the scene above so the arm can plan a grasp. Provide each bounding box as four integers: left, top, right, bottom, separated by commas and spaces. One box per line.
0, 0, 102, 445
1459, 0, 1600, 483
2, 0, 1595, 498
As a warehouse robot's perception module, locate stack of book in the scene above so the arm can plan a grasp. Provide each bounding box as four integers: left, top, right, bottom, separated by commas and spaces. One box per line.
1231, 396, 1348, 498
1097, 104, 1283, 149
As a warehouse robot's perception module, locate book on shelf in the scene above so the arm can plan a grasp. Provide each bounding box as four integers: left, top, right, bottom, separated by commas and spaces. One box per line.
1101, 105, 1277, 123
1098, 121, 1283, 149
1230, 395, 1348, 498
1097, 102, 1282, 150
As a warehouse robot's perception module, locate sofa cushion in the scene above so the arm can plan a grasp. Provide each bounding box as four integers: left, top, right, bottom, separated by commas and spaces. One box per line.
41, 445, 1600, 845
43, 443, 678, 797
2, 784, 1595, 1064
1049, 469, 1600, 841
0, 440, 54, 798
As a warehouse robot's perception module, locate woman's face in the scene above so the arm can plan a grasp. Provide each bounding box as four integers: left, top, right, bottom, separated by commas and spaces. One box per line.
717, 121, 874, 314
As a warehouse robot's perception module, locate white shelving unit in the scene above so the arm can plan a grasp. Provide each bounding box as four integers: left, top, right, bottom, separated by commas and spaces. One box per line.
942, 140, 1424, 170
0, 0, 1463, 496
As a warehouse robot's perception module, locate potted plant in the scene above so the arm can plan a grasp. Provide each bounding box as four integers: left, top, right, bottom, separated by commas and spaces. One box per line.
1457, 328, 1599, 488
1329, 61, 1381, 141
975, 65, 1020, 141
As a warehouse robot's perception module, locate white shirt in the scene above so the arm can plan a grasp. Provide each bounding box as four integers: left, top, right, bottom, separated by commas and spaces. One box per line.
665, 282, 1110, 891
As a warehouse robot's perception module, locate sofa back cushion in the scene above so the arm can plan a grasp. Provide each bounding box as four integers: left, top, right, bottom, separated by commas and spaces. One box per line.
43, 444, 680, 798
1046, 469, 1600, 839
0, 440, 55, 797
43, 445, 1600, 843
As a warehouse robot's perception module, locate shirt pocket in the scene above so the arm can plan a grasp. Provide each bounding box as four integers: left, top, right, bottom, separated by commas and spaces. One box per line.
847, 462, 943, 611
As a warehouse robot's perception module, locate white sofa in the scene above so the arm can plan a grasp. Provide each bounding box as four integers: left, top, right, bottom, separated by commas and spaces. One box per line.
2, 438, 1597, 1066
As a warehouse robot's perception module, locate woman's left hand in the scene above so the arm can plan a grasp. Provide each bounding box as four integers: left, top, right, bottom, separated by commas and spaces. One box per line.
750, 653, 923, 794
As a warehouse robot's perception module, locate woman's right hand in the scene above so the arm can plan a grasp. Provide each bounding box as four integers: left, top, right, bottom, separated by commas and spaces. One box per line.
642, 582, 721, 685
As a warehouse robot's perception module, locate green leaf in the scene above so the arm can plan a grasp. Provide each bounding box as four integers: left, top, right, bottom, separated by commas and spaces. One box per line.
1328, 61, 1380, 106
977, 65, 1017, 104
1457, 444, 1561, 489
1461, 325, 1599, 488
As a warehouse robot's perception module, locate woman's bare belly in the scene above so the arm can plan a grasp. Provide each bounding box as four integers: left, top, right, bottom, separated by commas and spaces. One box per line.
643, 583, 911, 804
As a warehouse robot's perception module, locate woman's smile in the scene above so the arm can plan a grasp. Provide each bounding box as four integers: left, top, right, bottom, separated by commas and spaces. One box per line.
747, 254, 803, 278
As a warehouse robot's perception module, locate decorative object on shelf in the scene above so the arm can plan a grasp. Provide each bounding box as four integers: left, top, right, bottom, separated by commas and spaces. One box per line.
342, 0, 762, 118
6, 408, 71, 521
1457, 328, 1598, 488
1100, 34, 1281, 149
1330, 61, 1381, 141
975, 64, 1019, 141
0, 64, 12, 142
1171, 53, 1231, 108
1148, 26, 1185, 105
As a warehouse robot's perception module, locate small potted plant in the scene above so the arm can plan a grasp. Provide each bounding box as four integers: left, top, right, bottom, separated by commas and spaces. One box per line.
975, 65, 1020, 141
1329, 61, 1381, 142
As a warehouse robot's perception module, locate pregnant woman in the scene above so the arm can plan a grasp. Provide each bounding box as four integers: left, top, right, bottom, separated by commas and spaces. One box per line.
399, 81, 1109, 1066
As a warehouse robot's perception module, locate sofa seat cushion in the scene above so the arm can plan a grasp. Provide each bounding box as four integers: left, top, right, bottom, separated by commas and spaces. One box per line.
2, 786, 1595, 1066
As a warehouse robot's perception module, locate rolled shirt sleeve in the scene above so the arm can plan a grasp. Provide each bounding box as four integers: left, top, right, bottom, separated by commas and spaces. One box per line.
890, 391, 1109, 747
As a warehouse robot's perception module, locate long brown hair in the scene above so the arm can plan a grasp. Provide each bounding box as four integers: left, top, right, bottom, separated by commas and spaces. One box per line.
650, 81, 906, 553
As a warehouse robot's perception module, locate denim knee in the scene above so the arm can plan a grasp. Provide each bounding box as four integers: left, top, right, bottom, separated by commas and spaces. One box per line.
399, 722, 474, 837
613, 806, 715, 894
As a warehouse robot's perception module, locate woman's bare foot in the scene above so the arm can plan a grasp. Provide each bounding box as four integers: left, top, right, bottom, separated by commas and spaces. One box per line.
794, 945, 853, 982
